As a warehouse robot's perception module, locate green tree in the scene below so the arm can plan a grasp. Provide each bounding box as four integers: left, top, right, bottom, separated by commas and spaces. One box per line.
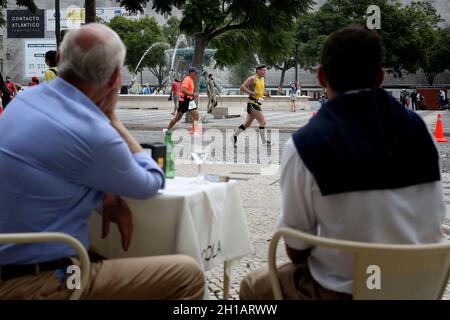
294, 0, 445, 79
162, 16, 185, 48
211, 19, 300, 88
421, 28, 450, 85
261, 19, 302, 88
228, 52, 257, 87
150, 0, 314, 70
147, 43, 171, 88
108, 16, 170, 87
0, 0, 37, 25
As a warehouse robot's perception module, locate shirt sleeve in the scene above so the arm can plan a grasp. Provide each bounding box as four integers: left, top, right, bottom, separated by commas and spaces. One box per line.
83, 136, 165, 199
278, 138, 317, 250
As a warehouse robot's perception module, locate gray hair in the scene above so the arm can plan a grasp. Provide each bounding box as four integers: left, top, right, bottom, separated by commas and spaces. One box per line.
58, 24, 126, 85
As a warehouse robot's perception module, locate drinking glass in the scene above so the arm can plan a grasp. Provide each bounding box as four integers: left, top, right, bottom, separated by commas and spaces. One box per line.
191, 139, 212, 184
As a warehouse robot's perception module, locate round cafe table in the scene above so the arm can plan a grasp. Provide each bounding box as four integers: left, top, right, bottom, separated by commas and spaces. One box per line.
89, 177, 253, 299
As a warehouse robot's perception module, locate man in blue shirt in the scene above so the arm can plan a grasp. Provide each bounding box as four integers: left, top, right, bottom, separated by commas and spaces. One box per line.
0, 23, 204, 299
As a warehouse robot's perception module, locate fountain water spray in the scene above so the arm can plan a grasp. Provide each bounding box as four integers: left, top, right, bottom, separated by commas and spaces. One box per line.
168, 35, 188, 83
254, 54, 261, 65
129, 42, 167, 94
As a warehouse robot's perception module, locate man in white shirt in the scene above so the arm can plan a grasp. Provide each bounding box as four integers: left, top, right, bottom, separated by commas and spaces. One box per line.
240, 26, 446, 300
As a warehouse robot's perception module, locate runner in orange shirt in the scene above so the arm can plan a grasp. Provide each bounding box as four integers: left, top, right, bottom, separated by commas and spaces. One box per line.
166, 67, 200, 132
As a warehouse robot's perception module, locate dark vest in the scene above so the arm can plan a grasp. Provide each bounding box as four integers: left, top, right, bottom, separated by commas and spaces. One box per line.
292, 89, 440, 196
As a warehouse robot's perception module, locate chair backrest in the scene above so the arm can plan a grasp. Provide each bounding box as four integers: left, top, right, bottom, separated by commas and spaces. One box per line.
269, 227, 450, 300
0, 232, 91, 300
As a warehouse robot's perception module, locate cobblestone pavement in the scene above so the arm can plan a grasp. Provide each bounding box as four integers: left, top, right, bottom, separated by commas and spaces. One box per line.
125, 107, 450, 300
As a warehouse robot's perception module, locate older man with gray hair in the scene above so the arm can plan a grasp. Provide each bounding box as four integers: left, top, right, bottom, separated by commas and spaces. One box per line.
0, 24, 204, 299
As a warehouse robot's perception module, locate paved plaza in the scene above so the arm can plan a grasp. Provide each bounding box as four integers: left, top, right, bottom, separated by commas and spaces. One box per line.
121, 106, 450, 300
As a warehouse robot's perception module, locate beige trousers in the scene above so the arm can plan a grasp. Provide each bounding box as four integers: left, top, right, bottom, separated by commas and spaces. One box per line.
0, 254, 204, 300
240, 262, 352, 300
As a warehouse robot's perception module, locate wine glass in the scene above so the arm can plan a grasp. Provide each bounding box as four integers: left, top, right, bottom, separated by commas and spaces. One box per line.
191, 138, 212, 184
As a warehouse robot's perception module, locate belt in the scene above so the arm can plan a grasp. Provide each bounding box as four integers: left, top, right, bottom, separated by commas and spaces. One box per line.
0, 258, 72, 282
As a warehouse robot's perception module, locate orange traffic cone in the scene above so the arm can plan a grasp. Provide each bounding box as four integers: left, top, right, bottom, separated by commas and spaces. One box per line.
435, 113, 448, 143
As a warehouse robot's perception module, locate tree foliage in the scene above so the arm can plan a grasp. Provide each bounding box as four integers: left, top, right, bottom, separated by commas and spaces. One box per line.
162, 16, 185, 48
228, 52, 258, 87
295, 0, 447, 80
109, 16, 167, 73
108, 16, 171, 86
422, 28, 450, 85
0, 0, 37, 26
150, 0, 314, 69
116, 0, 327, 89
210, 16, 302, 87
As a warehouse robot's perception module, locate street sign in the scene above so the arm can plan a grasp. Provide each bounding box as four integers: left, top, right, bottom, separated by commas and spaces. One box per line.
46, 7, 140, 31
24, 40, 57, 78
7, 9, 45, 38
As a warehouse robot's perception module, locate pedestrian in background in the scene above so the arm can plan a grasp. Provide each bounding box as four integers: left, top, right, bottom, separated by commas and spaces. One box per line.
400, 89, 408, 108
28, 77, 40, 87
170, 78, 181, 115
5, 76, 17, 98
319, 90, 328, 107
0, 72, 11, 110
410, 89, 418, 111
417, 92, 424, 110
206, 74, 217, 114
277, 85, 284, 96
289, 81, 298, 112
44, 50, 58, 82
141, 83, 152, 95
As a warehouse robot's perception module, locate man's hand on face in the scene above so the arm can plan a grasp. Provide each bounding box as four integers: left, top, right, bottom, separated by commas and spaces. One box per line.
98, 71, 121, 120
98, 86, 119, 120
102, 193, 133, 251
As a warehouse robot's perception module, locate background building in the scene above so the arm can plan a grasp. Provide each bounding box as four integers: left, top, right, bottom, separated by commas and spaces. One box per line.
0, 0, 176, 85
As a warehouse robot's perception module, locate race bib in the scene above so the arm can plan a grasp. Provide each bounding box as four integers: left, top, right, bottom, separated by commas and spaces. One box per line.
188, 100, 197, 110
257, 98, 264, 104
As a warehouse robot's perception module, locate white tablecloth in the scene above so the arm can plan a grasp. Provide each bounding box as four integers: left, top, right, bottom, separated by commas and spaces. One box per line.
89, 177, 253, 271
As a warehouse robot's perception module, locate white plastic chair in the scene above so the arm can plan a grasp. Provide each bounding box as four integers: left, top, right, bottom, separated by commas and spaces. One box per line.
269, 226, 450, 300
0, 232, 91, 300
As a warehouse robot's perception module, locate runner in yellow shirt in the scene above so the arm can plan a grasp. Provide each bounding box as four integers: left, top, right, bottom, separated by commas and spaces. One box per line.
232, 64, 272, 147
